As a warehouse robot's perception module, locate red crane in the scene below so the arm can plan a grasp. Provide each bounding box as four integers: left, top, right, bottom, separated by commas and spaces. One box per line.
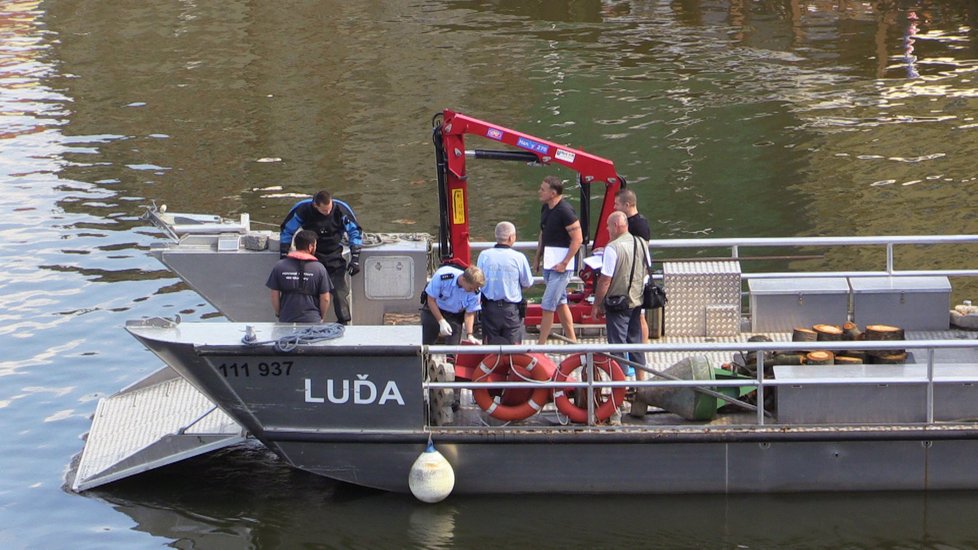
432, 109, 628, 326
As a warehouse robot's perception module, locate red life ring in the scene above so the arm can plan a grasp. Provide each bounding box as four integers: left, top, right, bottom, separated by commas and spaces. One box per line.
473, 353, 555, 422
553, 353, 626, 423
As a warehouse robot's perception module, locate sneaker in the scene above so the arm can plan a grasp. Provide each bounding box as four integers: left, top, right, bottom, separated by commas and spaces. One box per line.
610, 411, 622, 426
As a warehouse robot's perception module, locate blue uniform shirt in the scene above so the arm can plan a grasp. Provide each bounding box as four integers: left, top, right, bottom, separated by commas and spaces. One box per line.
425, 266, 482, 314
476, 245, 533, 303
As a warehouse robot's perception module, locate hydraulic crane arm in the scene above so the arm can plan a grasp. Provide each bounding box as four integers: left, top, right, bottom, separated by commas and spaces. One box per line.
432, 109, 625, 267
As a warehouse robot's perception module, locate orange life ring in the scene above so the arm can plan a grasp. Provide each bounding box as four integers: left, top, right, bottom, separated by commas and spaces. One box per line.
553, 353, 626, 423
473, 353, 555, 422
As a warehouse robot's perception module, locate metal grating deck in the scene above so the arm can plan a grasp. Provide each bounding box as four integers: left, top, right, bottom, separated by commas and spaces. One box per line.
72, 366, 245, 492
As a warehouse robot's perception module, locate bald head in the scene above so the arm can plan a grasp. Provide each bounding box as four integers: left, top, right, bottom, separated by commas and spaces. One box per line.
607, 211, 628, 239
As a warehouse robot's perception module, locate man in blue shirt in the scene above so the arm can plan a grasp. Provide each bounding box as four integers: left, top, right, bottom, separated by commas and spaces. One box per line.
477, 221, 533, 344
279, 190, 362, 324
421, 265, 485, 345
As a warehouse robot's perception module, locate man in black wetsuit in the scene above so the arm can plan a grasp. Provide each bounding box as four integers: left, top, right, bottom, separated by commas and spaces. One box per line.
279, 190, 362, 324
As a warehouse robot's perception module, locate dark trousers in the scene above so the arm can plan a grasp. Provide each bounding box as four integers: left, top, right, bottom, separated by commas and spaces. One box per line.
327, 267, 351, 324
605, 306, 645, 369
481, 300, 523, 345
421, 307, 464, 345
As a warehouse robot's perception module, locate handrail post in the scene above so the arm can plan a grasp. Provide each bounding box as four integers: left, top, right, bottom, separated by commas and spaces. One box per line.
756, 350, 765, 426
756, 349, 765, 425
732, 245, 739, 259
886, 243, 894, 274
586, 352, 595, 426
926, 348, 935, 424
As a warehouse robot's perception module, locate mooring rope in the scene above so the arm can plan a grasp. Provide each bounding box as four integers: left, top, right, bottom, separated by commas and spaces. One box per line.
242, 323, 346, 352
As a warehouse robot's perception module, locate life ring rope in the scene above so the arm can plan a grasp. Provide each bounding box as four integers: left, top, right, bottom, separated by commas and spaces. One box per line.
552, 352, 626, 424
472, 353, 555, 422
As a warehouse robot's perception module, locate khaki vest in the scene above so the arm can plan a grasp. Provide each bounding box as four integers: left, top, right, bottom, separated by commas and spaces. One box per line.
606, 232, 648, 309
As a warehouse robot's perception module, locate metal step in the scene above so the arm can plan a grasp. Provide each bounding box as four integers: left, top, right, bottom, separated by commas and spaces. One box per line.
72, 366, 246, 492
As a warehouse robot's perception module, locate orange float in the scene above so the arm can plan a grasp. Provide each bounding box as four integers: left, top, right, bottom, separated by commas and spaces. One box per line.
553, 353, 626, 423
472, 353, 555, 421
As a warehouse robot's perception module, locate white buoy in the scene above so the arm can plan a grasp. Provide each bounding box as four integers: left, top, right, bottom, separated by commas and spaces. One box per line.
408, 442, 455, 503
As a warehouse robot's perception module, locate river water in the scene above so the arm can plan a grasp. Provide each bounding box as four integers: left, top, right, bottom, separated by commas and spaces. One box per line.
2, 0, 978, 547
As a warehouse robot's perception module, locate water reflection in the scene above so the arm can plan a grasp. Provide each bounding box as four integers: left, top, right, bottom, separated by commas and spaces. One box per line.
95, 445, 978, 548
2, 0, 978, 547
37, 0, 978, 243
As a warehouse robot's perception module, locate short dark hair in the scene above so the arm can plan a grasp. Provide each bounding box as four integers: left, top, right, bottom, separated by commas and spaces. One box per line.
543, 175, 563, 195
616, 188, 637, 206
313, 190, 332, 205
294, 229, 317, 251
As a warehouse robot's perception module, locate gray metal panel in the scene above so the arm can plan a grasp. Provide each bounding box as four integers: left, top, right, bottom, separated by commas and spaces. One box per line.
154, 233, 430, 325
199, 353, 425, 431
281, 441, 730, 494
127, 323, 426, 434
774, 364, 978, 423
851, 276, 951, 330
849, 276, 952, 293
353, 240, 429, 325
156, 246, 280, 322
728, 440, 926, 492
749, 277, 849, 332
276, 438, 953, 494
775, 364, 927, 424
749, 277, 851, 295
926, 440, 978, 489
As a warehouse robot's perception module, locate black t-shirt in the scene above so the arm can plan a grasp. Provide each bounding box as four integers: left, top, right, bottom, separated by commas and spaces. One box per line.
540, 199, 578, 248
266, 257, 333, 323
627, 213, 651, 240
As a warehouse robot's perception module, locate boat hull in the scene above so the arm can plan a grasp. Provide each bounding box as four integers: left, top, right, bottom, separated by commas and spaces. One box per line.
267, 433, 978, 494
123, 320, 978, 494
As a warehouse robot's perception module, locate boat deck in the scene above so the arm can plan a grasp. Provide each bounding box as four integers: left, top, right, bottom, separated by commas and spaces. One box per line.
434, 328, 978, 430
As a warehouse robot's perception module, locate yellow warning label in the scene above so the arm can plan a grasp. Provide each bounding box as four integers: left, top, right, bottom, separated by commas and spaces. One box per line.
452, 189, 465, 225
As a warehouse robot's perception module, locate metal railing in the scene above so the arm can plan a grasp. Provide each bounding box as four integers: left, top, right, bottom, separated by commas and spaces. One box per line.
426, 337, 978, 428
465, 234, 978, 281
428, 234, 978, 428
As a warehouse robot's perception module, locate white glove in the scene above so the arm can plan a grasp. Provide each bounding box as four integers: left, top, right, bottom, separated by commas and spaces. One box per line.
438, 319, 453, 337
464, 334, 481, 345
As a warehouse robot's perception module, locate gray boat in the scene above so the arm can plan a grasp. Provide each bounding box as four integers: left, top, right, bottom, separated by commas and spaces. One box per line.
71, 112, 978, 497
70, 204, 978, 496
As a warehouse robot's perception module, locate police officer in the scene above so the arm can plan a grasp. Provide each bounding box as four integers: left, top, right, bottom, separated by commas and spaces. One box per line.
280, 190, 362, 324
476, 222, 533, 344
421, 265, 485, 345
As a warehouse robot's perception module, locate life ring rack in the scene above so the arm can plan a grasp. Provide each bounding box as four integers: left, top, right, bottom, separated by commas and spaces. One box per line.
553, 353, 626, 423
472, 353, 555, 422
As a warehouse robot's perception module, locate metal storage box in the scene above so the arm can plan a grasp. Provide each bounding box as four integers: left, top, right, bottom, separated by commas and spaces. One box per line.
663, 261, 741, 337
749, 277, 849, 333
775, 364, 978, 423
850, 276, 951, 331
775, 365, 925, 424
354, 238, 429, 325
